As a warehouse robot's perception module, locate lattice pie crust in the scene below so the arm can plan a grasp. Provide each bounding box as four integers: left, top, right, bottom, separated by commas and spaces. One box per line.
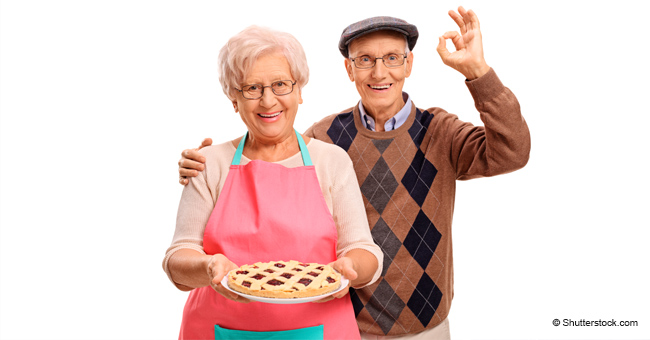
227, 260, 342, 298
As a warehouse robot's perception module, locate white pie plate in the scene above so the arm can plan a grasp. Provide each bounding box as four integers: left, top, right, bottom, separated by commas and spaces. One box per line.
220, 271, 350, 304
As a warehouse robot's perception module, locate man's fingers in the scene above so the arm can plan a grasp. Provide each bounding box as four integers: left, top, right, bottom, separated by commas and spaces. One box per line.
441, 31, 465, 52
199, 138, 213, 150
181, 149, 207, 164
436, 36, 451, 60
458, 7, 479, 32
180, 158, 205, 172
466, 9, 480, 30
448, 10, 466, 33
179, 169, 199, 179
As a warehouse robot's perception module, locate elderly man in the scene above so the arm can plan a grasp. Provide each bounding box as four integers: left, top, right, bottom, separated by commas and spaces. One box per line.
177, 7, 530, 339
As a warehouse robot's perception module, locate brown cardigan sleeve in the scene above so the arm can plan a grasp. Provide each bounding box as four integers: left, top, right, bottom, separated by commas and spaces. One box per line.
436, 68, 530, 180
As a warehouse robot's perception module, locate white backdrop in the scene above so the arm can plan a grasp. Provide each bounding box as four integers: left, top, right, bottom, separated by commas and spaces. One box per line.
1, 0, 649, 339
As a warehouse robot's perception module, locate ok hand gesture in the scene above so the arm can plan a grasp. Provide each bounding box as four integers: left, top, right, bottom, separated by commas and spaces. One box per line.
436, 6, 491, 80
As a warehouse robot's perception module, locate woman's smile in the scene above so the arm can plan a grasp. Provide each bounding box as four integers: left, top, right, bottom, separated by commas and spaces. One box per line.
257, 110, 283, 122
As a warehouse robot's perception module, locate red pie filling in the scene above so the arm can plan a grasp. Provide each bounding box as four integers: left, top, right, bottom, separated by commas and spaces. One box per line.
252, 274, 265, 280
267, 279, 283, 286
298, 278, 312, 285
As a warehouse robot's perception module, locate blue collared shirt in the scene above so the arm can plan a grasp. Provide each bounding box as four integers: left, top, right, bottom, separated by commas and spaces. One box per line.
359, 92, 412, 132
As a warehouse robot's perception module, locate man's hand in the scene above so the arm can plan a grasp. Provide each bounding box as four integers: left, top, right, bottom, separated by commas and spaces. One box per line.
436, 6, 490, 80
179, 138, 212, 185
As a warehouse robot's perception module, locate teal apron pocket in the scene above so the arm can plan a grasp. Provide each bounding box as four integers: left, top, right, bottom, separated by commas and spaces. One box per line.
214, 324, 323, 340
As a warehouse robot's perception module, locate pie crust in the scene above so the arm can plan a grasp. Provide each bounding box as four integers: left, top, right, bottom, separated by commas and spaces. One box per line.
227, 260, 342, 298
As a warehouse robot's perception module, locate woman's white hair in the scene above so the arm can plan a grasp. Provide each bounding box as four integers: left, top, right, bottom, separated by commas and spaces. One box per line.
218, 25, 309, 101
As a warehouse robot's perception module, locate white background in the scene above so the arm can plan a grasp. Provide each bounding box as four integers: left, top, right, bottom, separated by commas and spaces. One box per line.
1, 0, 649, 339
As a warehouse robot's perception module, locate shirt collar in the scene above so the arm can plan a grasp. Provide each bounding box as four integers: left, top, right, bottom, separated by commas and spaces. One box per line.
359, 92, 411, 132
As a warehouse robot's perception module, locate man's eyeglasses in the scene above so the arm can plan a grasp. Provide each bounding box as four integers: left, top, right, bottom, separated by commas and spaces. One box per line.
235, 80, 296, 100
349, 53, 407, 69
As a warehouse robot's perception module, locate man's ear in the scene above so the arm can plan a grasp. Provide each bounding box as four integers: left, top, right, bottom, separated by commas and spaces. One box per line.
232, 100, 238, 112
344, 58, 354, 82
405, 51, 414, 78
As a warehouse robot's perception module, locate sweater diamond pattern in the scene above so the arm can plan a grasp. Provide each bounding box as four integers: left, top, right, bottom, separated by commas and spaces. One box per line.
361, 157, 398, 214
326, 111, 357, 152
408, 108, 434, 146
401, 149, 437, 206
365, 280, 407, 334
371, 217, 402, 277
406, 273, 443, 327
403, 210, 442, 269
324, 108, 444, 335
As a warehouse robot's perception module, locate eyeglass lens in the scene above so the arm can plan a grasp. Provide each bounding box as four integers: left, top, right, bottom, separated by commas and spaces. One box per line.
241, 80, 294, 99
353, 54, 405, 68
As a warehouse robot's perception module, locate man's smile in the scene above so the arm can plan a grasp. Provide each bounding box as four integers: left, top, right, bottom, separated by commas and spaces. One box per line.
368, 83, 392, 91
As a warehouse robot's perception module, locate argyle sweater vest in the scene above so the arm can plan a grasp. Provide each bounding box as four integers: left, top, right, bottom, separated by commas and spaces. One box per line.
305, 69, 530, 336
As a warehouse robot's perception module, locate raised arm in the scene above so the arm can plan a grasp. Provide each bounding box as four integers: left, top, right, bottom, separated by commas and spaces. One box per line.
434, 7, 530, 178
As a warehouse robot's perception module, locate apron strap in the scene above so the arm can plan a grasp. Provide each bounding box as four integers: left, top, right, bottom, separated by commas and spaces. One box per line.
295, 129, 312, 166
231, 130, 312, 166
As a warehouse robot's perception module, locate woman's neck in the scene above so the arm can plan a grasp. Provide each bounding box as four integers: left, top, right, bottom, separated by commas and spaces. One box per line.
242, 132, 304, 162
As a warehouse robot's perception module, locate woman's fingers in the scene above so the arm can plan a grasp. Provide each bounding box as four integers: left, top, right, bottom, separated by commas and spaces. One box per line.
207, 255, 251, 303
314, 282, 350, 303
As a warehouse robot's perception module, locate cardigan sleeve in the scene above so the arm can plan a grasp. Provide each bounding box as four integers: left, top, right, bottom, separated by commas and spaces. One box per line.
445, 68, 531, 180
162, 145, 228, 289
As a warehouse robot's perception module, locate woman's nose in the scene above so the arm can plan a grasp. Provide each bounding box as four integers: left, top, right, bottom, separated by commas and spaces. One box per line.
259, 87, 277, 107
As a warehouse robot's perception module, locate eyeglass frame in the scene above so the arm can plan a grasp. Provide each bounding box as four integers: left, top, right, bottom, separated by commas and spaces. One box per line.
349, 53, 408, 69
234, 80, 297, 100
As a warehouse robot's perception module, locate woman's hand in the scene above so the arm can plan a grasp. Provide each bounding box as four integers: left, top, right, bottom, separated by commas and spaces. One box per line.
314, 257, 358, 303
207, 254, 251, 303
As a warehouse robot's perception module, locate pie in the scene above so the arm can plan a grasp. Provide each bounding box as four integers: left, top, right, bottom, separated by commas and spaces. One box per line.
227, 260, 342, 298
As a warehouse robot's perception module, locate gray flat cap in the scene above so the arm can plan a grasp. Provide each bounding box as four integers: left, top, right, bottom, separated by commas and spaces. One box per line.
338, 16, 419, 58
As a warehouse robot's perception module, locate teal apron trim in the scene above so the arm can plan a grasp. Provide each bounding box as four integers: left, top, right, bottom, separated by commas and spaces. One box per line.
232, 132, 247, 166
295, 129, 312, 166
214, 324, 323, 340
231, 129, 312, 166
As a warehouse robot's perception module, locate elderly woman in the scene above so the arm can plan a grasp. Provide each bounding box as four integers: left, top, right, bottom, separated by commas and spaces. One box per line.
163, 26, 382, 339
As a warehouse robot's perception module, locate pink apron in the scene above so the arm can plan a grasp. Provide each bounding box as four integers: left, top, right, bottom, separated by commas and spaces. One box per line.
178, 130, 360, 340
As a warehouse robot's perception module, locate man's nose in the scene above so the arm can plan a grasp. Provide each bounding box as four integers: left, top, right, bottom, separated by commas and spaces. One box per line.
371, 59, 388, 78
